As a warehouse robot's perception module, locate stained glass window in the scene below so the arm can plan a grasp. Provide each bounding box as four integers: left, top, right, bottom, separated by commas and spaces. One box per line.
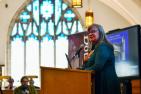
10, 0, 83, 86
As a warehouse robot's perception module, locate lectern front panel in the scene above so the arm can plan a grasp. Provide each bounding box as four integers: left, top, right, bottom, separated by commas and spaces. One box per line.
41, 67, 92, 94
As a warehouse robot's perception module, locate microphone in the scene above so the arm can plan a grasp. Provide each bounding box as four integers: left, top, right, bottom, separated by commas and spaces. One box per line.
72, 44, 84, 59
65, 53, 72, 69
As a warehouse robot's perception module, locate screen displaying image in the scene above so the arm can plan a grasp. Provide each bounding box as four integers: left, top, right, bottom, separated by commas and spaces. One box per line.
106, 25, 140, 79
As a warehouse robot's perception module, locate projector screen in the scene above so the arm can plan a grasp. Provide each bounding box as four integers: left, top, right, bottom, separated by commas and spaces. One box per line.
106, 25, 141, 79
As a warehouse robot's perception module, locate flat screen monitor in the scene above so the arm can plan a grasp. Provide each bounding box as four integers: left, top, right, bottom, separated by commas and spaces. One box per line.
106, 25, 141, 79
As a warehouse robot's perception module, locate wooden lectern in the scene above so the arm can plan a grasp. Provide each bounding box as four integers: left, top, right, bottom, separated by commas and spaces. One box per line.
40, 67, 93, 94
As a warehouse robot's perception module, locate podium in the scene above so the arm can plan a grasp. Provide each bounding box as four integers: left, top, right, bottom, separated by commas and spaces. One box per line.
40, 67, 93, 94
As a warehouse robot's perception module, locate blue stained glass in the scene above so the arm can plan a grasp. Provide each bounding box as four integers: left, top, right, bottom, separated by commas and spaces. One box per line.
20, 11, 30, 23
64, 9, 75, 22
23, 19, 28, 23
11, 23, 18, 36
48, 20, 54, 36
56, 22, 61, 35
58, 33, 66, 39
29, 34, 38, 40
40, 20, 47, 36
63, 21, 69, 35
78, 21, 83, 32
22, 23, 28, 31
35, 6, 37, 10
42, 0, 52, 3
41, 1, 53, 19
43, 34, 53, 41
55, 0, 61, 25
15, 35, 21, 38
67, 22, 72, 29
71, 21, 76, 34
13, 35, 22, 41
33, 0, 39, 25
26, 23, 32, 36
33, 23, 39, 36
26, 4, 31, 11
18, 23, 24, 36
62, 3, 68, 10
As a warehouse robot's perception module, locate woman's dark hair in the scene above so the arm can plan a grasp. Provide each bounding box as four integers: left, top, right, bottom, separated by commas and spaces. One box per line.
88, 24, 114, 49
20, 76, 28, 82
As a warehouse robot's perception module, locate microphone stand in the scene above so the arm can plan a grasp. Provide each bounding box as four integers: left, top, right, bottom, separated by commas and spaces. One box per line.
65, 53, 72, 69
70, 51, 81, 69
70, 44, 84, 68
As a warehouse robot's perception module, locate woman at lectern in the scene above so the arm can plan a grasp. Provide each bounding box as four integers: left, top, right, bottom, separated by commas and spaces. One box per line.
82, 24, 121, 94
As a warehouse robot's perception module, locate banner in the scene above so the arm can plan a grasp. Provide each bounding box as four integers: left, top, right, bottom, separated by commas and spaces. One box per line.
68, 31, 89, 69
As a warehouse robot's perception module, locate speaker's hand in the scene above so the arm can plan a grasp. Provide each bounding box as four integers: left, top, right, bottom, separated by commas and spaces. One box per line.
83, 50, 94, 62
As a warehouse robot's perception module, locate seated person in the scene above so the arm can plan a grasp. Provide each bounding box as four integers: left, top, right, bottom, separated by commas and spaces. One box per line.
14, 76, 37, 94
29, 79, 40, 89
5, 77, 15, 89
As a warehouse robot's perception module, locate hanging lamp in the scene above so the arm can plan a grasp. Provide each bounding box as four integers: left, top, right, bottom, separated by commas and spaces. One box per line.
72, 0, 82, 8
85, 9, 94, 28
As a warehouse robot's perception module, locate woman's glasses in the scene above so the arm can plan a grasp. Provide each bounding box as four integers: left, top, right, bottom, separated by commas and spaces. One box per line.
87, 28, 98, 35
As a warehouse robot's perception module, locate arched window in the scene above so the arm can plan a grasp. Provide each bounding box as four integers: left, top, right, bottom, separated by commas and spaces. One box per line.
10, 0, 83, 86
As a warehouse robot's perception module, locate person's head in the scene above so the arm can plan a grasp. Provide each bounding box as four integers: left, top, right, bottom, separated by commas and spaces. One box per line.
87, 24, 113, 48
29, 79, 34, 86
7, 77, 14, 84
20, 76, 29, 87
87, 24, 105, 44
